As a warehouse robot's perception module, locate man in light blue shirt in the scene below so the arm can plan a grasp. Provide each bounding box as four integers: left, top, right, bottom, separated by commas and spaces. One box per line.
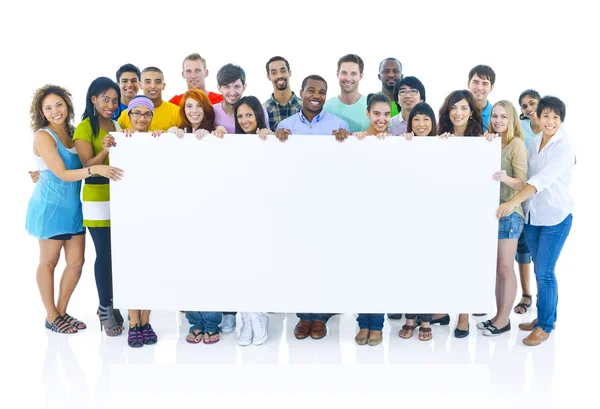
323, 54, 370, 133
467, 64, 495, 130
275, 75, 350, 142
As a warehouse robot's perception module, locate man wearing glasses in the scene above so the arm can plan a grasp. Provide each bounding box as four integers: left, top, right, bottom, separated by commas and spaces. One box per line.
388, 76, 427, 135
118, 67, 181, 131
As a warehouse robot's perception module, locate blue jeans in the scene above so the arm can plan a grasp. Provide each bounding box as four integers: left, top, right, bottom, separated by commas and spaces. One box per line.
524, 214, 572, 334
516, 230, 532, 264
296, 313, 333, 323
357, 314, 384, 331
186, 311, 223, 333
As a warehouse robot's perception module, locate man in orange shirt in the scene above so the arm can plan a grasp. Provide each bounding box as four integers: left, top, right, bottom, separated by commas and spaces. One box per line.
169, 53, 223, 107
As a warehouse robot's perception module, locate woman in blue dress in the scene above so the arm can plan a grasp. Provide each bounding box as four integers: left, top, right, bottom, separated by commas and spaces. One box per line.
26, 85, 123, 334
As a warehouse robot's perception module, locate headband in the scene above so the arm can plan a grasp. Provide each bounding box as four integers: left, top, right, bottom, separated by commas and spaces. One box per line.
128, 96, 154, 113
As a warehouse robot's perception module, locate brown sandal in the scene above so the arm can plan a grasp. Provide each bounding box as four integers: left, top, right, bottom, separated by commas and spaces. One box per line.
399, 324, 416, 339
418, 327, 432, 341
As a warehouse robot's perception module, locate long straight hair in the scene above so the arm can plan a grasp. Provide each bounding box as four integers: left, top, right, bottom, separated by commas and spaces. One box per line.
234, 96, 268, 134
82, 77, 121, 138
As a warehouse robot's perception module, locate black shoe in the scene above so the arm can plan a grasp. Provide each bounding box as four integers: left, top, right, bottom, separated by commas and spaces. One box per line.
429, 315, 450, 326
454, 324, 470, 338
476, 320, 493, 330
482, 321, 511, 337
387, 314, 403, 320
473, 313, 487, 316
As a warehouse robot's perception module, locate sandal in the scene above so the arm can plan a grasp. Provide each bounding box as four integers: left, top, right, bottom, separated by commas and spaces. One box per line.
186, 329, 204, 344
203, 331, 220, 344
61, 313, 86, 330
514, 294, 532, 314
140, 323, 158, 345
399, 324, 417, 339
45, 316, 78, 334
128, 325, 144, 348
418, 327, 432, 341
97, 305, 123, 336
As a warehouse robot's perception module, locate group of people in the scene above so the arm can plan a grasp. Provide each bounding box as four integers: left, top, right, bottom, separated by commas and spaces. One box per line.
26, 53, 574, 349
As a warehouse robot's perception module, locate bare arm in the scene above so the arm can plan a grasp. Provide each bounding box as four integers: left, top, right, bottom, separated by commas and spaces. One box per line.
74, 138, 110, 167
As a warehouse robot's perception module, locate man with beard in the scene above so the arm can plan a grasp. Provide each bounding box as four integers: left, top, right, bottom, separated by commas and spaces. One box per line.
263, 56, 302, 130
213, 63, 269, 134
377, 58, 403, 118
467, 64, 495, 130
323, 54, 370, 133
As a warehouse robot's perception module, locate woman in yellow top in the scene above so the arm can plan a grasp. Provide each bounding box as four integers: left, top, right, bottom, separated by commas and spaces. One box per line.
477, 101, 527, 336
73, 77, 124, 336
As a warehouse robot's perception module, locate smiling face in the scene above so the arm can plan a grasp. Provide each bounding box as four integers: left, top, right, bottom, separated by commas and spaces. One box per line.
129, 105, 153, 132
183, 59, 207, 91
119, 71, 139, 100
367, 102, 391, 133
184, 97, 205, 128
236, 103, 258, 133
467, 74, 493, 106
337, 62, 362, 94
520, 95, 539, 121
92, 88, 119, 120
41, 93, 68, 127
397, 85, 423, 112
218, 79, 245, 105
450, 98, 472, 129
300, 79, 327, 114
378, 59, 402, 92
141, 71, 165, 103
490, 104, 508, 135
411, 114, 433, 136
538, 108, 562, 138
267, 60, 290, 91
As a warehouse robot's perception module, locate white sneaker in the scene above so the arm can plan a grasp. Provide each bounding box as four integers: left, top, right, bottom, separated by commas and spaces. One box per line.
237, 312, 253, 346
249, 312, 269, 346
220, 313, 236, 333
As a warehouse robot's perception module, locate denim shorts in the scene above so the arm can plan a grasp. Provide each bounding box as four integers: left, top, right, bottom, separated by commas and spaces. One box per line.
498, 212, 524, 240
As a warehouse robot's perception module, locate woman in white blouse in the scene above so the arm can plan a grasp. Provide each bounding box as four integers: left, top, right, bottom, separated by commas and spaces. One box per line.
496, 96, 574, 346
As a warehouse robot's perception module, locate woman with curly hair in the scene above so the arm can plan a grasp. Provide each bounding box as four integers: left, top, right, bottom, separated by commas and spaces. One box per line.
26, 84, 122, 334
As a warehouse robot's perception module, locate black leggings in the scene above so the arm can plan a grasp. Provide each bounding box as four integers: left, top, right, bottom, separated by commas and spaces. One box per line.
89, 227, 113, 307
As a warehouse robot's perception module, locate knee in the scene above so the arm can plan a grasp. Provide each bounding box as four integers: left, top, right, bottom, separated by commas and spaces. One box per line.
67, 256, 85, 272
497, 263, 514, 281
39, 258, 59, 272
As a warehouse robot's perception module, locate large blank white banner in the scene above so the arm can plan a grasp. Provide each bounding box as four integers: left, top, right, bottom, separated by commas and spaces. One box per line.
110, 133, 500, 313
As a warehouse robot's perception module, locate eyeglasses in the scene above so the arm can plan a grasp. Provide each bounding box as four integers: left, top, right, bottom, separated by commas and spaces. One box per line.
399, 89, 419, 97
129, 111, 153, 119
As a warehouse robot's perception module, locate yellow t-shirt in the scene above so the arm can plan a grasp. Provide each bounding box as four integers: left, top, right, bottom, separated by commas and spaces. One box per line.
118, 100, 181, 131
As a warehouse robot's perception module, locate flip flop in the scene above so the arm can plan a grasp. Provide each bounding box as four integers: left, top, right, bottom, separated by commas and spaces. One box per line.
186, 329, 204, 344
203, 331, 220, 344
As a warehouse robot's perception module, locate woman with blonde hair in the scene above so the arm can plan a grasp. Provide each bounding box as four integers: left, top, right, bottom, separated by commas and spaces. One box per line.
478, 100, 527, 336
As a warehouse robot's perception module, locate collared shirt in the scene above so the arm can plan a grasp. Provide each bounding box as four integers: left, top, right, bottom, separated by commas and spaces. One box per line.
263, 92, 303, 130
388, 114, 407, 135
112, 102, 127, 121
526, 129, 574, 226
276, 109, 350, 135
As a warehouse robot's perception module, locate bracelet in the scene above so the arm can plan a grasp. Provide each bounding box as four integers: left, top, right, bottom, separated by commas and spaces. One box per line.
87, 166, 92, 178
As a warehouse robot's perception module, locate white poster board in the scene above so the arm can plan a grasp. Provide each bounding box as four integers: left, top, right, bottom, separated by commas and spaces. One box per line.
110, 133, 500, 313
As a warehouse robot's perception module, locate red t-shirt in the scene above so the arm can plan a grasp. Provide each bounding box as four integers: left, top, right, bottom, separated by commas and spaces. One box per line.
169, 91, 223, 107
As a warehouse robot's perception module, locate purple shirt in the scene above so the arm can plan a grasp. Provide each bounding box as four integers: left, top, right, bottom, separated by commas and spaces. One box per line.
388, 115, 407, 135
213, 102, 270, 134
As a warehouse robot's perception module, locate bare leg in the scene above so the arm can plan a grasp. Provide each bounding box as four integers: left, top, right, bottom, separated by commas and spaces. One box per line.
37, 240, 64, 324
494, 239, 519, 328
129, 310, 141, 327
140, 310, 151, 326
56, 235, 85, 316
457, 314, 469, 331
515, 263, 533, 313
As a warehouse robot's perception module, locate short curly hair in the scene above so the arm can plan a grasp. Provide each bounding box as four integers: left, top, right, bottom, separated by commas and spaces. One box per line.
30, 84, 75, 135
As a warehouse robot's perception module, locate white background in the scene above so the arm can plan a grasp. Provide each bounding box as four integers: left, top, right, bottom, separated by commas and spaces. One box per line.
1, 1, 599, 408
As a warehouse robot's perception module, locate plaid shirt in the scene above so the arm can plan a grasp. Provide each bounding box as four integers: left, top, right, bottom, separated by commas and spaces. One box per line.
263, 92, 303, 130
